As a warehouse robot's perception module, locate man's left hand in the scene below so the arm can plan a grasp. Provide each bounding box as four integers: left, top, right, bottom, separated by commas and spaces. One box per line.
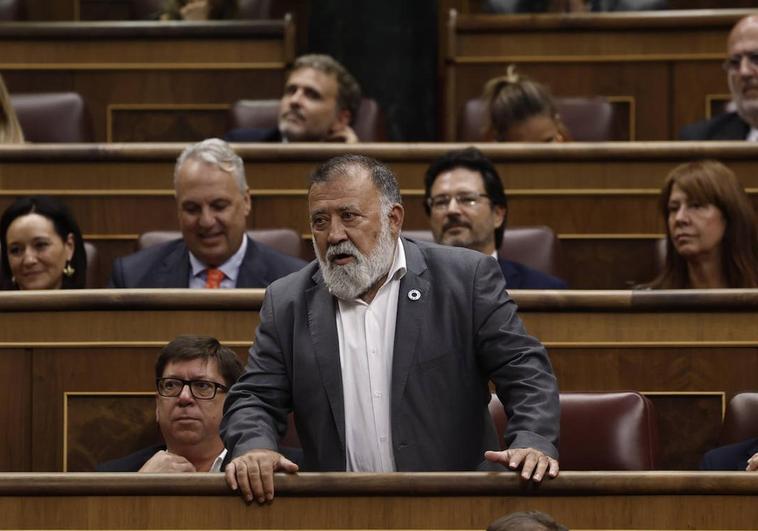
484, 448, 559, 482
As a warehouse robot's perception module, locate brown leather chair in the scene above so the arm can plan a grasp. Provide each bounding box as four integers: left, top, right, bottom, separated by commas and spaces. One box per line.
11, 93, 94, 143
719, 393, 758, 446
458, 96, 615, 142
137, 229, 302, 259
402, 225, 560, 277
489, 392, 659, 470
227, 97, 387, 142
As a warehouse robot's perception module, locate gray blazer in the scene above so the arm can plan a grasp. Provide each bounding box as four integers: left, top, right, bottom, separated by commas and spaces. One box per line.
221, 238, 559, 471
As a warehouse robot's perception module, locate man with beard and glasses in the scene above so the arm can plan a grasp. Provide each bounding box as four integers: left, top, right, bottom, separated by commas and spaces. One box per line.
681, 15, 758, 141
225, 54, 361, 143
424, 147, 566, 289
220, 154, 560, 504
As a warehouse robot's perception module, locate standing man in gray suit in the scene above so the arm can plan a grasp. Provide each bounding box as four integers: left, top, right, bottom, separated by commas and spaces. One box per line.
221, 154, 559, 503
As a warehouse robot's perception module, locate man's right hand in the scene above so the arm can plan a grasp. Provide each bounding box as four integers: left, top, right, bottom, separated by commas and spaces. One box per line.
138, 450, 196, 473
225, 449, 299, 503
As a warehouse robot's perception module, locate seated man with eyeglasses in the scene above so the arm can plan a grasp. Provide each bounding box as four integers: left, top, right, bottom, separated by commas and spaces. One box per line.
97, 335, 243, 473
424, 147, 566, 290
680, 14, 758, 141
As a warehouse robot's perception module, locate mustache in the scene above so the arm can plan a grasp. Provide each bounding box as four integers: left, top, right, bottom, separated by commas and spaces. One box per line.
325, 240, 360, 262
281, 109, 305, 121
442, 219, 471, 232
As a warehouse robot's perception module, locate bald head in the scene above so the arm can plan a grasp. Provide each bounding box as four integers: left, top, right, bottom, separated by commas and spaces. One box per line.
727, 15, 758, 127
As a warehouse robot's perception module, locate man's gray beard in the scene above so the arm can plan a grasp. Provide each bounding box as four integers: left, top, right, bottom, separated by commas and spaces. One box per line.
315, 220, 396, 301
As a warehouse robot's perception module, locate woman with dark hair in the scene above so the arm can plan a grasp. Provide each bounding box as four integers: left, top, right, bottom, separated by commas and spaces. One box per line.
645, 159, 758, 289
483, 65, 569, 143
1, 196, 87, 290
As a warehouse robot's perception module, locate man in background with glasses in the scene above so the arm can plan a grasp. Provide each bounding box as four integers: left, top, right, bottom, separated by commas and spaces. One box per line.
98, 335, 243, 473
424, 147, 566, 289
681, 14, 758, 141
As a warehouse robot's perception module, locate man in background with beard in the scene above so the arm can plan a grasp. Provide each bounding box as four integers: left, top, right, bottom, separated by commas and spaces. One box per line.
220, 154, 560, 503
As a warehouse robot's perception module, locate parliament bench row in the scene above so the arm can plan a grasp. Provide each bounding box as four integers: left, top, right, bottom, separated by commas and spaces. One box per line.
1, 472, 757, 529
1, 289, 756, 472
2, 142, 756, 289
0, 9, 751, 141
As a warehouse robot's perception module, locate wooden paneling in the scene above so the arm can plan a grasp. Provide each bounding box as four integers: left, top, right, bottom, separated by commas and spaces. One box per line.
0, 473, 758, 529
0, 349, 31, 471
0, 20, 294, 142
2, 142, 758, 288
445, 10, 752, 140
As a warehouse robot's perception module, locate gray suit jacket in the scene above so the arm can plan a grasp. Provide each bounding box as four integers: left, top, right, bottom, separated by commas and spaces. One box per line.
221, 238, 559, 471
108, 236, 306, 288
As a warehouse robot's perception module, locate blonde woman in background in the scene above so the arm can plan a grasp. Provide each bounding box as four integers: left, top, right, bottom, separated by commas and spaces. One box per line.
483, 65, 569, 143
0, 75, 24, 143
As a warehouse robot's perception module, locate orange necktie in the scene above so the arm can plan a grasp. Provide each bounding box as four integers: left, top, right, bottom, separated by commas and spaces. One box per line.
205, 268, 224, 289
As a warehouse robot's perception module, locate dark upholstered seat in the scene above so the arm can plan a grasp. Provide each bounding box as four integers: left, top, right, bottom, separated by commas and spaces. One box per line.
227, 97, 387, 142
489, 392, 659, 470
458, 96, 615, 142
83, 241, 98, 289
719, 393, 758, 446
11, 93, 94, 142
401, 226, 560, 277
0, 0, 23, 20
137, 229, 302, 259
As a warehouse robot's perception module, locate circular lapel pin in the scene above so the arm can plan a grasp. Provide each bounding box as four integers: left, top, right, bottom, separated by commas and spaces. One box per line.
408, 289, 421, 301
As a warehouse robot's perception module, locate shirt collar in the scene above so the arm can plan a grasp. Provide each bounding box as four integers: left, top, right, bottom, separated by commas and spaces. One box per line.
189, 235, 248, 282
210, 448, 228, 473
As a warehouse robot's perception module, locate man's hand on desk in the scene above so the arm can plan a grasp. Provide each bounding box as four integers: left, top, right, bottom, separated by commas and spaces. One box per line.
746, 452, 758, 471
225, 449, 299, 503
484, 447, 559, 482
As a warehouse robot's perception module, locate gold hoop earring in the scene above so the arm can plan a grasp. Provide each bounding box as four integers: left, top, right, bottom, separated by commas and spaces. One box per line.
63, 261, 75, 278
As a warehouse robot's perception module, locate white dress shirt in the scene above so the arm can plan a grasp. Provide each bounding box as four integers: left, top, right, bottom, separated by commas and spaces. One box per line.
188, 235, 248, 289
335, 238, 406, 472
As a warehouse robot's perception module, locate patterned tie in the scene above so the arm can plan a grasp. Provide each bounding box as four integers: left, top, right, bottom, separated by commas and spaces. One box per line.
205, 268, 224, 289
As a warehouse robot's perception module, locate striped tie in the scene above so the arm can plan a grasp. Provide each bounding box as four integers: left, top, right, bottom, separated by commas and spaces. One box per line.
205, 268, 224, 289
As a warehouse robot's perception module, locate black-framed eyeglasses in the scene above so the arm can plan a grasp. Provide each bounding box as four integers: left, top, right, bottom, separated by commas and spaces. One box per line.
426, 193, 490, 211
156, 377, 228, 400
722, 52, 758, 72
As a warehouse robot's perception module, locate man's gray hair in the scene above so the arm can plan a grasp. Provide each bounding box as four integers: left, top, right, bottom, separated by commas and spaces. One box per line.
174, 138, 248, 193
309, 154, 401, 211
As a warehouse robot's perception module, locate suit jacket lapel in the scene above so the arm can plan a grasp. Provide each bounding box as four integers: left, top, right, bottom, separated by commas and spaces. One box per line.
236, 236, 266, 288
157, 241, 191, 288
305, 270, 346, 452
391, 239, 430, 408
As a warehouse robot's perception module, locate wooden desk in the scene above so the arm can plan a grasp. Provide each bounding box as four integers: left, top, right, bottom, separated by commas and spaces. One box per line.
0, 472, 756, 529
1, 290, 758, 471
2, 142, 758, 288
0, 20, 294, 142
444, 9, 751, 140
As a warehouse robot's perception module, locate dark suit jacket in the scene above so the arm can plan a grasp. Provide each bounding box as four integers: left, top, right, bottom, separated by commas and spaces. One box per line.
108, 236, 306, 288
96, 444, 166, 472
500, 258, 567, 289
679, 112, 750, 141
701, 437, 758, 471
224, 127, 282, 143
221, 238, 560, 472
